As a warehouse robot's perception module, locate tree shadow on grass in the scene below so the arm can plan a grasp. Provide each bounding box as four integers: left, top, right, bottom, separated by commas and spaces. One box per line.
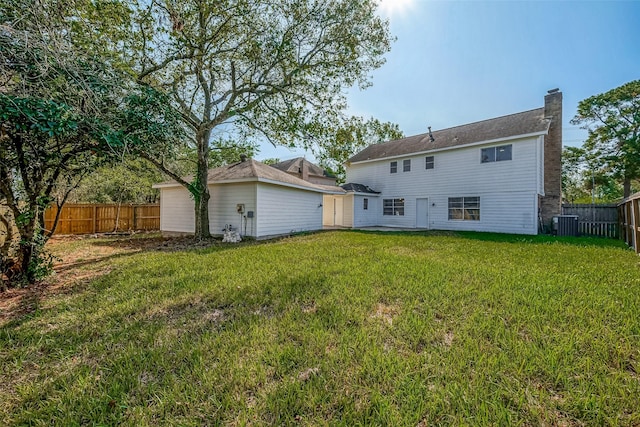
0, 251, 137, 328
1, 271, 342, 425
1, 232, 321, 328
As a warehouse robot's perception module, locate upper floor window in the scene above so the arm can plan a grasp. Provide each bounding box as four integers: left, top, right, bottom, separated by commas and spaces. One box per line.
363, 198, 368, 210
481, 144, 512, 163
425, 156, 434, 169
383, 198, 404, 216
403, 159, 411, 172
390, 161, 397, 173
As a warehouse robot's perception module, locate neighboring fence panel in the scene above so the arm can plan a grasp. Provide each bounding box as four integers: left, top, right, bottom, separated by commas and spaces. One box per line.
618, 195, 640, 254
44, 204, 160, 235
577, 221, 619, 239
562, 204, 619, 238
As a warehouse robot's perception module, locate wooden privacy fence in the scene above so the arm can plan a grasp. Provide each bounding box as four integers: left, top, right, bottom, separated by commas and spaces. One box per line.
44, 204, 160, 235
562, 203, 619, 238
618, 193, 640, 254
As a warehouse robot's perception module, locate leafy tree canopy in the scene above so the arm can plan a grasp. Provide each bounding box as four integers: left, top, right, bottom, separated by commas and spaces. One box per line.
119, 0, 394, 238
0, 0, 182, 285
318, 117, 403, 183
561, 146, 637, 204
571, 80, 640, 198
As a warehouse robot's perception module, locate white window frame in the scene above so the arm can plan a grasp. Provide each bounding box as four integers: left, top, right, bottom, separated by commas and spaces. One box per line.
390, 161, 398, 173
425, 156, 434, 170
448, 196, 480, 221
403, 159, 411, 172
481, 144, 512, 163
383, 198, 405, 216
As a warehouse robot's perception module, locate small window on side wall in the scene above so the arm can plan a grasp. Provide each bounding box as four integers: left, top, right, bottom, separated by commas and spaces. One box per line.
403, 159, 411, 172
363, 198, 368, 210
390, 161, 397, 173
425, 156, 434, 169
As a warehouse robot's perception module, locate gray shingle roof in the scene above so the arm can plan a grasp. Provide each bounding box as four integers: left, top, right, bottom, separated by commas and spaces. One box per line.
341, 183, 380, 194
155, 159, 345, 194
269, 157, 327, 176
348, 108, 550, 163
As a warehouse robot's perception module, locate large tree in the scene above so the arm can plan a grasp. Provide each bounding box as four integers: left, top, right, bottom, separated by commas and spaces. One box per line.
0, 0, 182, 285
571, 80, 640, 198
561, 146, 626, 204
127, 0, 393, 238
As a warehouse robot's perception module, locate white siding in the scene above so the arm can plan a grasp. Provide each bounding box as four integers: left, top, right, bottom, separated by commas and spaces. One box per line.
427, 192, 538, 234
342, 195, 354, 227
160, 187, 195, 233
346, 136, 543, 234
208, 183, 257, 237
353, 195, 380, 227
256, 183, 323, 237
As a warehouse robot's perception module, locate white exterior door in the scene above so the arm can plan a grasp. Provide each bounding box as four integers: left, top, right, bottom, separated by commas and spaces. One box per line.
334, 197, 344, 226
416, 198, 429, 228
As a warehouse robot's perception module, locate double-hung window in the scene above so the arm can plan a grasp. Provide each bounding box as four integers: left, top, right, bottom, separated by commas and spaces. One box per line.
425, 156, 434, 169
448, 197, 480, 220
383, 198, 405, 216
363, 198, 368, 210
390, 161, 398, 173
403, 159, 411, 172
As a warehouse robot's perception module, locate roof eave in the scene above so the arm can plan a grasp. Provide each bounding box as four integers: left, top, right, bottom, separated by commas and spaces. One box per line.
348, 130, 549, 165
350, 191, 381, 196
257, 178, 344, 194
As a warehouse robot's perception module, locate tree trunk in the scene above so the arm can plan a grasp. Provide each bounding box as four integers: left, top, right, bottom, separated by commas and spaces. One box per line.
17, 218, 37, 283
0, 212, 15, 289
11, 203, 46, 284
193, 128, 212, 239
623, 177, 632, 198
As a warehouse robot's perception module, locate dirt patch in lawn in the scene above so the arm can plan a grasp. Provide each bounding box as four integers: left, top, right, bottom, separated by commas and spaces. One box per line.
0, 233, 223, 326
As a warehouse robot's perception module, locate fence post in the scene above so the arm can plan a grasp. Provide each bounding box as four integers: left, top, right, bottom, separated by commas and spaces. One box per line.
634, 199, 640, 254
92, 205, 97, 234
133, 205, 138, 230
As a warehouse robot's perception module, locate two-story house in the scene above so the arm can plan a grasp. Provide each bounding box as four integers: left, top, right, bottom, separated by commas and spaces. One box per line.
324, 90, 562, 235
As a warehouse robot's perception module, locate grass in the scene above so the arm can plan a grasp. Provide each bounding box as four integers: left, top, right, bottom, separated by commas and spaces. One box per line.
1, 230, 639, 425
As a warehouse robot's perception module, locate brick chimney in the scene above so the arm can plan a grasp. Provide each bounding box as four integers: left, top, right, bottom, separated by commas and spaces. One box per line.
540, 89, 562, 229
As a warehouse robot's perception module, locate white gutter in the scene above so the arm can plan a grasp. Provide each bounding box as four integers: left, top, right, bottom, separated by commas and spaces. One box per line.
347, 191, 381, 197
154, 177, 346, 195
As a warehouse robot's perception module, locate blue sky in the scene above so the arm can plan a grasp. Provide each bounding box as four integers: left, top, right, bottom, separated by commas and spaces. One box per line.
257, 0, 640, 162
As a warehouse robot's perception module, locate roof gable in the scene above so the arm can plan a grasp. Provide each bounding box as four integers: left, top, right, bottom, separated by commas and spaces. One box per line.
270, 157, 327, 176
349, 108, 550, 163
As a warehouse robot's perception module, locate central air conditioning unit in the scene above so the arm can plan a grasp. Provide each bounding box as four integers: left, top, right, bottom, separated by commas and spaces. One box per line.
553, 215, 579, 237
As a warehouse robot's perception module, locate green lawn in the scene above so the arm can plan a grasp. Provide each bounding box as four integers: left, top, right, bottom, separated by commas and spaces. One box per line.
1, 231, 639, 425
